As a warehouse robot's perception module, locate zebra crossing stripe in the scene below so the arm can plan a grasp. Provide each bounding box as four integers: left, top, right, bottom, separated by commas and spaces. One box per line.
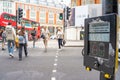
27, 46, 57, 48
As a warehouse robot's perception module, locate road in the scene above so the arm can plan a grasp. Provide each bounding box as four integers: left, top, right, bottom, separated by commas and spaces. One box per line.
0, 40, 119, 80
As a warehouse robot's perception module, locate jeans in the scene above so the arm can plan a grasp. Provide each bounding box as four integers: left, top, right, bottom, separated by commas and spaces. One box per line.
19, 43, 28, 59
32, 36, 36, 47
7, 40, 14, 54
58, 39, 63, 49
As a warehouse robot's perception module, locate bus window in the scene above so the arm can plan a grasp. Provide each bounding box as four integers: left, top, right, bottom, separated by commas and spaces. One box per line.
31, 21, 36, 27
11, 16, 16, 21
24, 19, 31, 27
3, 14, 11, 20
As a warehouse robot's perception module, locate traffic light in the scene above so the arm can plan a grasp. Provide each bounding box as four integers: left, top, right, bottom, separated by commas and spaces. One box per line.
66, 7, 71, 20
18, 8, 23, 19
59, 13, 63, 20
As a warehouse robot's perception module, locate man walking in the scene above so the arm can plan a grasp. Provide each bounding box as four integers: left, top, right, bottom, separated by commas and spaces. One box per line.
6, 22, 16, 57
31, 28, 36, 48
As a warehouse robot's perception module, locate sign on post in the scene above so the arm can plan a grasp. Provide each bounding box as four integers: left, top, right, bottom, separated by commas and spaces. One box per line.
84, 14, 118, 80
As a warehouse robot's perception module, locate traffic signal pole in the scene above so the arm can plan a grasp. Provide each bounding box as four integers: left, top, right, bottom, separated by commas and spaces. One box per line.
101, 0, 118, 80
16, 10, 18, 34
63, 8, 66, 33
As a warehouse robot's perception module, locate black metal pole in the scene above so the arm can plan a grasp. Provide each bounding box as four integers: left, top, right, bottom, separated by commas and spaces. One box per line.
63, 8, 66, 33
102, 0, 118, 15
16, 10, 18, 34
101, 0, 118, 80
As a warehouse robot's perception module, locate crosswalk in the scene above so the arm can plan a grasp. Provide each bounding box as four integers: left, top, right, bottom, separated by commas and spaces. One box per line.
27, 45, 58, 49
0, 44, 58, 49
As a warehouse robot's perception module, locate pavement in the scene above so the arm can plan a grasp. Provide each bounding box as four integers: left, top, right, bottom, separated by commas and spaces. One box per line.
64, 40, 84, 47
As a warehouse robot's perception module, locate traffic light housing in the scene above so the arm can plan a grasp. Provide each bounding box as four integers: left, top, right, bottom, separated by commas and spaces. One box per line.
18, 8, 23, 19
66, 7, 71, 20
59, 13, 63, 20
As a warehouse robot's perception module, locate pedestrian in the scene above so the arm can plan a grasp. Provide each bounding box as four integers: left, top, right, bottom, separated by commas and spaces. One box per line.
18, 27, 28, 61
15, 31, 19, 50
31, 28, 36, 48
57, 28, 64, 49
5, 22, 16, 58
1, 28, 6, 50
41, 27, 50, 52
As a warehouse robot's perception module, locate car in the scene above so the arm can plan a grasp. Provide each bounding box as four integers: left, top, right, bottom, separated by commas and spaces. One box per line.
50, 35, 56, 39
118, 44, 120, 62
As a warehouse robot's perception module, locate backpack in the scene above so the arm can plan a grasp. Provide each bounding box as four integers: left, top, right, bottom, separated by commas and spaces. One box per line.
40, 33, 45, 39
6, 26, 14, 40
18, 36, 25, 44
2, 32, 6, 38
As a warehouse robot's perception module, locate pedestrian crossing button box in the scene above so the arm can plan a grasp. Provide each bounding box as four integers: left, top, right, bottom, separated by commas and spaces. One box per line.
84, 14, 118, 76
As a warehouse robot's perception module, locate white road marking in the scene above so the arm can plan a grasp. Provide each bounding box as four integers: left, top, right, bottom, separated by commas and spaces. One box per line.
51, 77, 56, 80
52, 70, 57, 73
54, 63, 57, 66
55, 56, 58, 58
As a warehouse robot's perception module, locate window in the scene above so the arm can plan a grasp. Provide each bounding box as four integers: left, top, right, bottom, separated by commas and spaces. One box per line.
23, 19, 31, 27
3, 14, 11, 20
11, 16, 16, 21
3, 2, 7, 7
30, 10, 36, 20
40, 18, 46, 23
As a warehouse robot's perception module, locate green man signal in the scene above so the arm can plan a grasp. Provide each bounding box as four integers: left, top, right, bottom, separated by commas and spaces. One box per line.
59, 13, 63, 20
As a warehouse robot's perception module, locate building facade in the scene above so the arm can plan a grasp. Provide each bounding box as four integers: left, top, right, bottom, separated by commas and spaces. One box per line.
71, 0, 101, 7
16, 2, 63, 35
0, 0, 64, 35
0, 1, 15, 14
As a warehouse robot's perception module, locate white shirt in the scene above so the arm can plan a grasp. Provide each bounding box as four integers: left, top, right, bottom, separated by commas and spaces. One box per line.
57, 31, 63, 39
41, 29, 49, 39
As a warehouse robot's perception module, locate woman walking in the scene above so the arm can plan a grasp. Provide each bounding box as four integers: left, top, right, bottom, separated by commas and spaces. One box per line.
41, 27, 50, 52
57, 28, 64, 49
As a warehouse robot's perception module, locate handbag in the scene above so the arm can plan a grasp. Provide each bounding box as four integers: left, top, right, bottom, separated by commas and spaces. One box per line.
41, 34, 45, 39
63, 40, 66, 46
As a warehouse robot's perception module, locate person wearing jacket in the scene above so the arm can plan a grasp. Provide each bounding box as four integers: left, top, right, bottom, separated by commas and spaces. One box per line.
6, 22, 16, 58
18, 27, 28, 61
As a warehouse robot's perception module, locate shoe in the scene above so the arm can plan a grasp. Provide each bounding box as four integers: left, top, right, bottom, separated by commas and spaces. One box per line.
9, 53, 14, 58
58, 48, 62, 50
2, 48, 5, 50
25, 55, 28, 57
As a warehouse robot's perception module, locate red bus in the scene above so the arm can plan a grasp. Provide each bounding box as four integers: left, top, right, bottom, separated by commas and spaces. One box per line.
0, 12, 41, 40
